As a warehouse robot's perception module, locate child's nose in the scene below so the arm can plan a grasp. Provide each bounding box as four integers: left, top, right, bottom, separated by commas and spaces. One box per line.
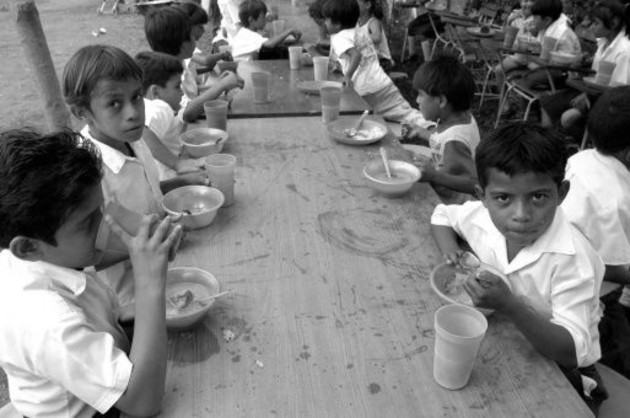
512, 201, 532, 222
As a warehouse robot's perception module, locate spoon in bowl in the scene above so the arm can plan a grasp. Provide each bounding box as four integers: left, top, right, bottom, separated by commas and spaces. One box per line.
380, 147, 393, 178
344, 110, 369, 137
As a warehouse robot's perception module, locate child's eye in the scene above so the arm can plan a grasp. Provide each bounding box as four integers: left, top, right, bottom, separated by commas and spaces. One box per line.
532, 193, 548, 204
495, 195, 510, 204
108, 100, 121, 109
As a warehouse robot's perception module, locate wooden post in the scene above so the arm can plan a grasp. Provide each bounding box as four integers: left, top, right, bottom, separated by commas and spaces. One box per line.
11, 0, 71, 132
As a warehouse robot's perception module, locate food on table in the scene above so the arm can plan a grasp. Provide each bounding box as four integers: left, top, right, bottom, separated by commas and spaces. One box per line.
444, 271, 474, 305
338, 126, 385, 142
372, 170, 417, 184
166, 283, 213, 316
169, 290, 194, 310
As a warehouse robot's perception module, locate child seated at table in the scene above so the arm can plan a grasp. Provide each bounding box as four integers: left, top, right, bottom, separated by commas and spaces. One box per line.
540, 0, 630, 136
62, 44, 207, 320
135, 50, 204, 180
145, 6, 244, 122
231, 0, 302, 61
431, 122, 608, 413
495, 0, 537, 78
562, 86, 630, 378
0, 128, 181, 417
403, 55, 479, 204
357, 0, 393, 71
321, 0, 426, 124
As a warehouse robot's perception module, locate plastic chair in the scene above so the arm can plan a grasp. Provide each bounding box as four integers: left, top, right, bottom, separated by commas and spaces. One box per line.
595, 363, 630, 418
467, 39, 502, 108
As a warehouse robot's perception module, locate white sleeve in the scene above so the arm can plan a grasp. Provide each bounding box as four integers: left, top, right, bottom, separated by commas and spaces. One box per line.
144, 101, 173, 140
232, 29, 268, 58
331, 31, 354, 58
611, 49, 630, 85
431, 204, 465, 237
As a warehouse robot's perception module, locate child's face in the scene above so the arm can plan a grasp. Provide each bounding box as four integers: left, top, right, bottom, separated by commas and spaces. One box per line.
477, 169, 568, 255
156, 74, 183, 112
357, 0, 370, 14
180, 34, 196, 59
416, 89, 441, 122
250, 13, 267, 31
82, 77, 145, 145
592, 17, 612, 39
324, 18, 341, 34
36, 184, 104, 269
192, 24, 205, 41
521, 0, 534, 17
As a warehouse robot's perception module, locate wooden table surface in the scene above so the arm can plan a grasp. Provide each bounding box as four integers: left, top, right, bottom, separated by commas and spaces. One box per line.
227, 60, 370, 119
158, 116, 593, 417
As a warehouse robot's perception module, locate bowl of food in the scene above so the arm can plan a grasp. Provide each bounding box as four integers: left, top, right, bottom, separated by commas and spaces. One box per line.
162, 186, 224, 230
165, 267, 221, 330
217, 61, 239, 73
363, 159, 421, 197
327, 118, 387, 145
181, 128, 228, 158
549, 51, 579, 65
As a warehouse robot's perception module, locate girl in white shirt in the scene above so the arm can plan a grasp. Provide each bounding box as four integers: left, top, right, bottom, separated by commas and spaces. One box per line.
356, 0, 393, 71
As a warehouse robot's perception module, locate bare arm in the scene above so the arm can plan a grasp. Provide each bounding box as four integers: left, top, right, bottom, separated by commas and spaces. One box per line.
343, 47, 362, 88
182, 72, 243, 122
604, 264, 630, 285
420, 141, 477, 195
262, 28, 302, 49
142, 127, 179, 171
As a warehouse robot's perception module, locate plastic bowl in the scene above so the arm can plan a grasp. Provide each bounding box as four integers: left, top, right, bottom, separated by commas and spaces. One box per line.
181, 128, 228, 158
162, 186, 224, 230
363, 159, 421, 197
165, 267, 220, 331
550, 51, 579, 65
430, 263, 494, 316
217, 61, 239, 73
327, 118, 387, 145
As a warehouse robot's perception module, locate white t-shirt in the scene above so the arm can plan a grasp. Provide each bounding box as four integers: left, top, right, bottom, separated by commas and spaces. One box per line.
81, 126, 164, 319
431, 201, 604, 367
144, 98, 185, 179
592, 30, 630, 86
232, 27, 268, 62
0, 251, 132, 417
330, 28, 392, 96
357, 17, 392, 64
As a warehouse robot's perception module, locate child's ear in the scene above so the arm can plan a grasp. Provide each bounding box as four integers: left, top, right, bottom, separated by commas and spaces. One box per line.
438, 95, 448, 109
557, 180, 570, 204
70, 105, 89, 121
146, 84, 159, 100
474, 184, 486, 204
9, 236, 44, 262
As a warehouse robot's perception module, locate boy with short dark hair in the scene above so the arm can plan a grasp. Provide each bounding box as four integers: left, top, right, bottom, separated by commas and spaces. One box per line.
145, 6, 243, 122
431, 122, 608, 413
0, 129, 180, 417
562, 86, 630, 377
231, 0, 302, 61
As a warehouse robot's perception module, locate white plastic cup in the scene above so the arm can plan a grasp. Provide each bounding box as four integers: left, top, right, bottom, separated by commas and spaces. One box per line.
272, 19, 285, 36
421, 40, 432, 62
203, 100, 228, 131
503, 26, 518, 48
595, 61, 616, 86
319, 85, 341, 123
205, 154, 236, 206
313, 56, 329, 81
251, 71, 271, 103
540, 36, 558, 61
433, 304, 488, 390
288, 46, 302, 70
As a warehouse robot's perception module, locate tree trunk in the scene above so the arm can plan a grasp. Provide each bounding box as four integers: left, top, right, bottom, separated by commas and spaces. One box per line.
11, 0, 71, 132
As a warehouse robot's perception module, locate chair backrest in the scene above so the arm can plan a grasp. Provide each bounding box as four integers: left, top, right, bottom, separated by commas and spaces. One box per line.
478, 4, 500, 26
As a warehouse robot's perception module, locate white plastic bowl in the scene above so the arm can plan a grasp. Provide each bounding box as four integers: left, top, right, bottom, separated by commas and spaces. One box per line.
549, 51, 579, 65
181, 128, 228, 158
363, 159, 421, 197
162, 186, 224, 230
430, 263, 494, 316
165, 267, 220, 331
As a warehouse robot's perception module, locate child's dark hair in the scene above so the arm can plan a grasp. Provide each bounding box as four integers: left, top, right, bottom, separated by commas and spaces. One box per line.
588, 86, 630, 155
0, 129, 102, 248
239, 0, 268, 28
531, 0, 563, 21
135, 51, 184, 92
412, 54, 476, 112
177, 1, 209, 25
62, 45, 143, 110
308, 0, 327, 21
592, 0, 630, 37
363, 0, 384, 20
321, 0, 360, 29
145, 6, 192, 56
475, 123, 568, 188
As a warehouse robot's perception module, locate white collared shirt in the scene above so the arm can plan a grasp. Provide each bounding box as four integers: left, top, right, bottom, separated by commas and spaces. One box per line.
232, 27, 268, 62
538, 14, 581, 56
593, 30, 630, 86
81, 126, 164, 319
0, 250, 132, 417
144, 98, 185, 180
431, 201, 604, 367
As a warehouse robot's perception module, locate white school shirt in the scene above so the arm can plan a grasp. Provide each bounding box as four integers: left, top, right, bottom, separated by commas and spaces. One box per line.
81, 126, 164, 320
0, 251, 132, 418
330, 28, 392, 96
592, 30, 630, 86
431, 201, 604, 367
232, 27, 268, 62
217, 0, 241, 41
537, 14, 581, 55
357, 17, 393, 64
144, 98, 185, 180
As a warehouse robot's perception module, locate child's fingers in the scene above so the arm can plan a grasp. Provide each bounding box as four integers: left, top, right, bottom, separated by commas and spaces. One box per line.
136, 214, 158, 239
168, 227, 184, 262
162, 224, 183, 253
149, 216, 173, 245
104, 215, 132, 246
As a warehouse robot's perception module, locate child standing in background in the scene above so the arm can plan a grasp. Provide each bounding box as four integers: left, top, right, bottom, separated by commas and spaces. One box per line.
321, 0, 426, 124
356, 0, 393, 71
403, 55, 479, 204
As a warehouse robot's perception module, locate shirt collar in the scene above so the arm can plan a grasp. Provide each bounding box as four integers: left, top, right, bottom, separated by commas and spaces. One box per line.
471, 207, 575, 274
80, 125, 134, 175
2, 250, 87, 295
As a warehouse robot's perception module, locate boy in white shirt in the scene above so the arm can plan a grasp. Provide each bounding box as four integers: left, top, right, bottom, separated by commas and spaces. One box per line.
431, 122, 608, 413
0, 129, 181, 417
135, 51, 204, 180
562, 86, 630, 378
321, 0, 425, 124
231, 0, 302, 61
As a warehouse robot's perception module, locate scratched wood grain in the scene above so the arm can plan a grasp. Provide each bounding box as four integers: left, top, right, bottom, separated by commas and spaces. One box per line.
159, 116, 592, 417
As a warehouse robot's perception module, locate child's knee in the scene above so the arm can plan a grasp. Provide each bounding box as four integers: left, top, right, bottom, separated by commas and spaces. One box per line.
561, 108, 584, 129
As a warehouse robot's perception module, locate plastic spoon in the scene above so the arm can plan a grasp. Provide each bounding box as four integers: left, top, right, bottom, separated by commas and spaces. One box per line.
167, 289, 233, 308
380, 147, 393, 178
344, 110, 369, 137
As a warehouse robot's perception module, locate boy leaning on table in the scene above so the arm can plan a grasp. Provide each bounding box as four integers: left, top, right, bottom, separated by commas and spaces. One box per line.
561, 86, 630, 378
0, 129, 180, 417
430, 122, 608, 413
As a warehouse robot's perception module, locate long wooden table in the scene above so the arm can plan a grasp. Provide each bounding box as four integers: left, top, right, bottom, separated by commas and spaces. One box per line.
227, 60, 369, 119
159, 116, 593, 417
